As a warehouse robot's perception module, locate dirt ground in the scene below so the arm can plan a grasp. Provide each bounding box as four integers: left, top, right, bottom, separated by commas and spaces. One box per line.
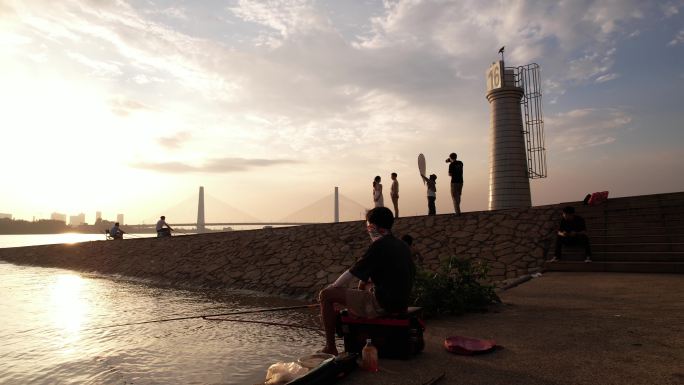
340, 272, 684, 385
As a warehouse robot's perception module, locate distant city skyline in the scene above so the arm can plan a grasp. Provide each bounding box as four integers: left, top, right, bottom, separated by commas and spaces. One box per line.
1, 0, 683, 223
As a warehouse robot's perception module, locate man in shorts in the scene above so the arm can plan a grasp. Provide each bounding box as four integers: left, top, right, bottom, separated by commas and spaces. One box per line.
318, 207, 415, 355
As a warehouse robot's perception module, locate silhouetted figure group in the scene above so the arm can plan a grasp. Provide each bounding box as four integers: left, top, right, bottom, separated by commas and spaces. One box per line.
107, 216, 176, 240
374, 152, 463, 217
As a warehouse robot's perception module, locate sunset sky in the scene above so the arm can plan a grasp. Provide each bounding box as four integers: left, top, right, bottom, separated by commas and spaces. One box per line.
1, 0, 683, 224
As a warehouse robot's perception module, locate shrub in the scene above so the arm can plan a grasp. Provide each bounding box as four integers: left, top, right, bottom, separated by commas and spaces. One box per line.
410, 256, 500, 317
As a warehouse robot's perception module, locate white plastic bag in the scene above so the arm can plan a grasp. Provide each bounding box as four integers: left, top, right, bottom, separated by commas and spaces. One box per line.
264, 362, 308, 385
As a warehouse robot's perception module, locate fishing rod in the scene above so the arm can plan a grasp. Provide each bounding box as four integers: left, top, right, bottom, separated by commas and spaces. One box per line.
203, 317, 323, 335
83, 303, 319, 331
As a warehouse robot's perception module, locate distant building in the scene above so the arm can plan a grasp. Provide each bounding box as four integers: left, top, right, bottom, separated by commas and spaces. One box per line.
69, 213, 86, 226
0, 213, 11, 220
51, 212, 67, 222
96, 211, 102, 222
117, 213, 124, 225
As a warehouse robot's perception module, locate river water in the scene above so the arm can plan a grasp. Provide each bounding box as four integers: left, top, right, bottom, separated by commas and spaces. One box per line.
0, 234, 153, 248
0, 259, 322, 384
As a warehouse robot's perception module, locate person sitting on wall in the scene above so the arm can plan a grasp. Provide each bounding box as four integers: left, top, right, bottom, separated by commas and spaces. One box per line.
318, 207, 416, 356
156, 215, 174, 238
549, 206, 592, 263
109, 222, 125, 240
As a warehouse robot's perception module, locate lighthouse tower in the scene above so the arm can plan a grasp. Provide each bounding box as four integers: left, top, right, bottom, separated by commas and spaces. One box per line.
485, 57, 546, 210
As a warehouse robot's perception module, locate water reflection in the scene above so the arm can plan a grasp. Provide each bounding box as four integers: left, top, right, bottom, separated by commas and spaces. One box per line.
0, 263, 320, 385
49, 274, 87, 355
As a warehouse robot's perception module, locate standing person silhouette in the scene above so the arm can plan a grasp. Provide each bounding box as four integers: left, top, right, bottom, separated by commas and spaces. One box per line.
390, 172, 399, 218
420, 174, 437, 216
372, 176, 384, 208
447, 152, 464, 215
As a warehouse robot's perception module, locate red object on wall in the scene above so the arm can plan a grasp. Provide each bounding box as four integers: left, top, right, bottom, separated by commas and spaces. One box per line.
588, 191, 609, 206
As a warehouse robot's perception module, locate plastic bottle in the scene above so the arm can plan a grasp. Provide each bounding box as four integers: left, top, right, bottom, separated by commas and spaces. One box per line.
361, 338, 379, 372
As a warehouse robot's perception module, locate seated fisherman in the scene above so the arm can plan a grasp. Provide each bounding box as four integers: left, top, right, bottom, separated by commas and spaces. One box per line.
109, 222, 125, 240
550, 206, 592, 262
156, 215, 174, 237
318, 207, 415, 355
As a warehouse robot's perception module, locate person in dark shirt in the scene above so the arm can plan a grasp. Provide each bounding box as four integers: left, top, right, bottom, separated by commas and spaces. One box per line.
420, 173, 437, 215
447, 152, 464, 215
550, 206, 592, 262
318, 207, 415, 355
109, 222, 125, 240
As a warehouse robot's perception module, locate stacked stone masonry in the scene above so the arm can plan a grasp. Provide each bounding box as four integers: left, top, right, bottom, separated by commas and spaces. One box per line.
0, 205, 564, 299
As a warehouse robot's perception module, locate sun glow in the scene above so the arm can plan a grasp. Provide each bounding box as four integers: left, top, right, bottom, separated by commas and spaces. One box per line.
49, 274, 88, 344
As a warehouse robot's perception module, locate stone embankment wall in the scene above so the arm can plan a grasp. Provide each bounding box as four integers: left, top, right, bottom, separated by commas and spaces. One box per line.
0, 205, 562, 299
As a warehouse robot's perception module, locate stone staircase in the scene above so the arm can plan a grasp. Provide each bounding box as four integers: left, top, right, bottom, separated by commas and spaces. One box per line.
545, 191, 684, 274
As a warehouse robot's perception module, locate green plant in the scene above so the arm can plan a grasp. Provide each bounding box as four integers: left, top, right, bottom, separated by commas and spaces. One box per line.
410, 256, 499, 317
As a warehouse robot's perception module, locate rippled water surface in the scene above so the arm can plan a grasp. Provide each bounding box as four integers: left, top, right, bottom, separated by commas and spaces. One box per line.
0, 262, 321, 384
0, 234, 155, 248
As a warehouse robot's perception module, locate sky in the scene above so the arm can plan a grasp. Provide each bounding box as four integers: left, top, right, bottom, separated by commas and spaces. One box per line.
1, 0, 683, 224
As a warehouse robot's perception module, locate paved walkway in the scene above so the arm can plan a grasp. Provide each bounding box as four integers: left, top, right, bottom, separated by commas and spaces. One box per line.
341, 273, 684, 385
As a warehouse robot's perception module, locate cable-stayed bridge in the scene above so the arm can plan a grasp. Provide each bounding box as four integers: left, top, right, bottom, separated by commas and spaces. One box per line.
137, 187, 368, 229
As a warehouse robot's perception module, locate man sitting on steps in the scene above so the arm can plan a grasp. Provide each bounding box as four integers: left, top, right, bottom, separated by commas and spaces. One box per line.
550, 206, 592, 263
318, 207, 415, 355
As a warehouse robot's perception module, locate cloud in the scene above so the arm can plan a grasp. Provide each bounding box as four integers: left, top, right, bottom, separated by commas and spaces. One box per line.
4, 0, 669, 161
67, 51, 123, 77
661, 2, 681, 18
546, 108, 633, 152
158, 132, 191, 149
595, 73, 620, 83
354, 0, 651, 99
668, 30, 684, 46
131, 157, 298, 173
110, 97, 150, 116
229, 0, 329, 47
160, 7, 187, 20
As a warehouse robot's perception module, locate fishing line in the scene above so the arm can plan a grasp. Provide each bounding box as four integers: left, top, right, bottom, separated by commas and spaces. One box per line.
83, 304, 319, 331
202, 317, 323, 335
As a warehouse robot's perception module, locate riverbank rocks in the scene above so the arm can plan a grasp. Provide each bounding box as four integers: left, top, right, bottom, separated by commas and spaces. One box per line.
0, 205, 562, 299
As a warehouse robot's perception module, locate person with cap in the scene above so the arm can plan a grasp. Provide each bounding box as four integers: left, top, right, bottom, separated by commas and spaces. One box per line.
420, 173, 438, 216
156, 215, 174, 238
